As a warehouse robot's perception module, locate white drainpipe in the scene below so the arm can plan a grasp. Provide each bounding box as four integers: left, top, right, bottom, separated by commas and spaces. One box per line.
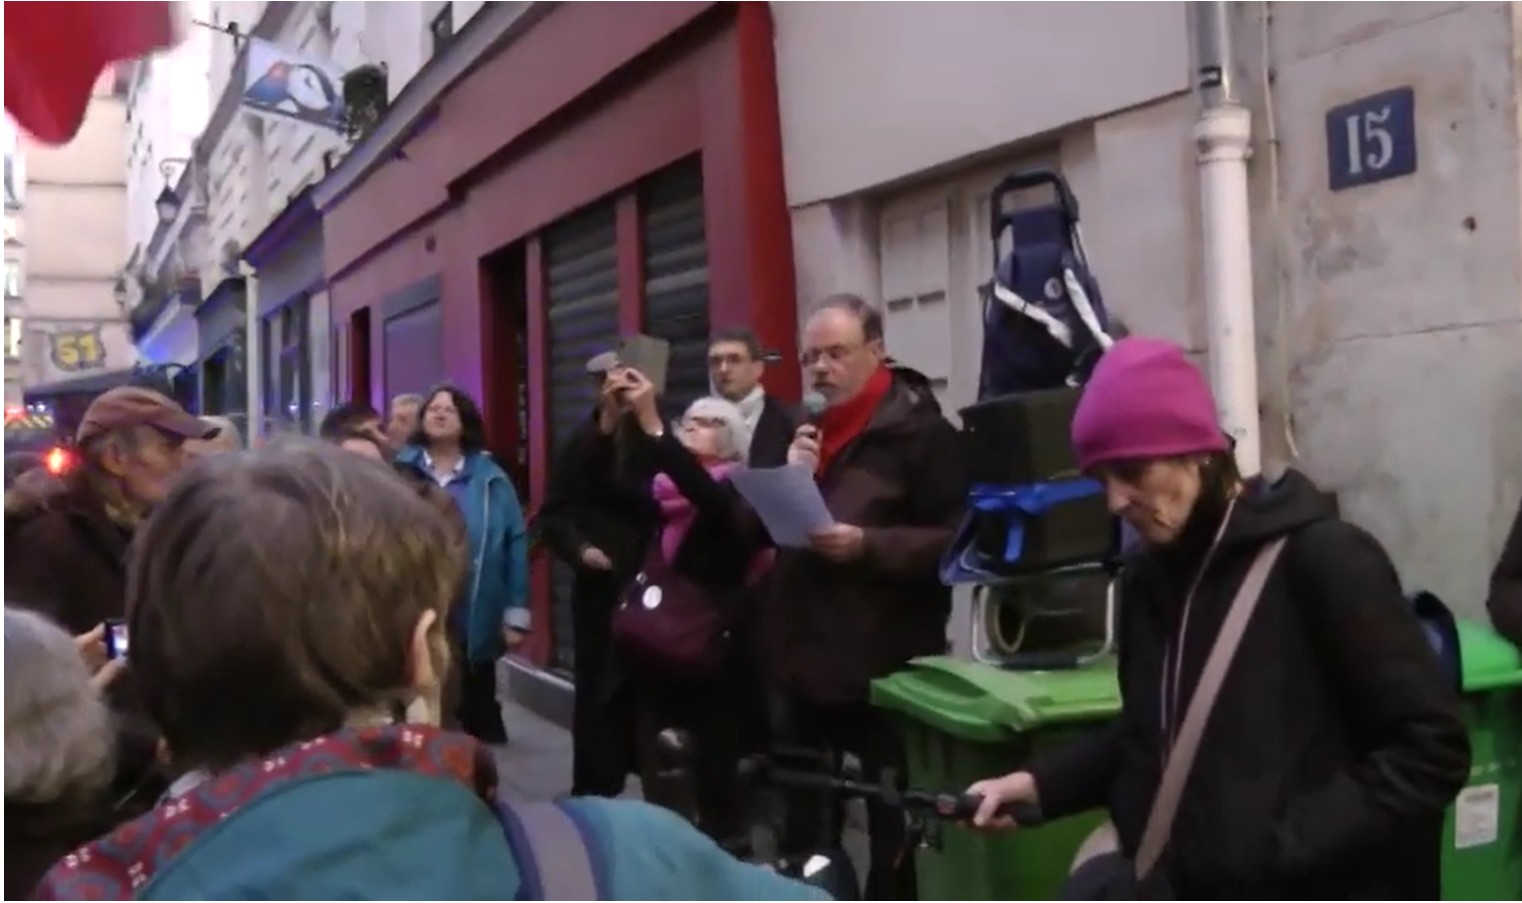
1193, 0, 1262, 477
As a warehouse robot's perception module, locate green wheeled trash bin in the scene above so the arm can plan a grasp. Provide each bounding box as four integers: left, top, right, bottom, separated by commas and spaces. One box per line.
871, 656, 1121, 901
1441, 620, 1522, 900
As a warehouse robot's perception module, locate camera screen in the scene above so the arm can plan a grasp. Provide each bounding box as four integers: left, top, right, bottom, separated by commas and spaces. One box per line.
107, 621, 129, 659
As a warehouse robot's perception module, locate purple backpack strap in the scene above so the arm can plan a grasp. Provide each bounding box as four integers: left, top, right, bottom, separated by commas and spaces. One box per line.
494, 799, 602, 901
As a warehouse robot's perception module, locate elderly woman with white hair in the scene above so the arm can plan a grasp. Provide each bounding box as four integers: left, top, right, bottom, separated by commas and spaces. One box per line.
5, 607, 122, 899
608, 369, 773, 848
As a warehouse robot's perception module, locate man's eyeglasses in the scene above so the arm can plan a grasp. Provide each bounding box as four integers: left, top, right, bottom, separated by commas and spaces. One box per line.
707, 352, 752, 370
799, 344, 862, 368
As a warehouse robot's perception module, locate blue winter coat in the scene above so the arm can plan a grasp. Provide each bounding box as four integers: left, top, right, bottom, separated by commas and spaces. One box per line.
395, 446, 530, 663
39, 725, 831, 901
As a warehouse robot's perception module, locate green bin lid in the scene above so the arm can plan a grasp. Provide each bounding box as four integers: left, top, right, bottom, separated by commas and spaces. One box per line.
1456, 619, 1522, 693
870, 656, 1121, 743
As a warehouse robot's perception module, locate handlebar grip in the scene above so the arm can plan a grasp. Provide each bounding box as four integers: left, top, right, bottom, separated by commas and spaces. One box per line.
938, 793, 1046, 827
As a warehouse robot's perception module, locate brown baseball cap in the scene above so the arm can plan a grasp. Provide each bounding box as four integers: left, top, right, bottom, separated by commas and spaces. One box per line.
76, 386, 221, 445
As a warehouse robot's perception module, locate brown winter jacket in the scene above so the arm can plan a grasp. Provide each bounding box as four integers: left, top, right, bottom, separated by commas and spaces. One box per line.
763, 367, 967, 703
1487, 497, 1522, 648
4, 472, 167, 814
5, 472, 135, 634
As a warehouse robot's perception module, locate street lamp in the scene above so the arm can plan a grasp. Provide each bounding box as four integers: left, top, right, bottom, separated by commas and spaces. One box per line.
155, 185, 181, 224
155, 158, 192, 224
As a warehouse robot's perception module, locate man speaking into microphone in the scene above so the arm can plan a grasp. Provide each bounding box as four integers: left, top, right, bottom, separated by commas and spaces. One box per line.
765, 293, 967, 901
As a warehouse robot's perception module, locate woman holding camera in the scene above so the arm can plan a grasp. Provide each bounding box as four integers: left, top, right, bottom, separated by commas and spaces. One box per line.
607, 367, 771, 847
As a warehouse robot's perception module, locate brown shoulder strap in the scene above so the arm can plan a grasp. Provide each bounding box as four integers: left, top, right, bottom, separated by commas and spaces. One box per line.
1135, 536, 1288, 881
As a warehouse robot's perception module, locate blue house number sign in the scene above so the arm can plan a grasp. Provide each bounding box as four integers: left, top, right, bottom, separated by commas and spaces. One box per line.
1326, 87, 1417, 192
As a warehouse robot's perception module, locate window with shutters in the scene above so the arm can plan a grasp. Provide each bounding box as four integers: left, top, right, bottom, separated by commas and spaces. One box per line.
382, 300, 444, 401
277, 298, 313, 432
878, 200, 954, 405
263, 298, 313, 433
260, 314, 275, 421
333, 319, 349, 403
640, 159, 710, 421
515, 312, 529, 496
542, 202, 619, 673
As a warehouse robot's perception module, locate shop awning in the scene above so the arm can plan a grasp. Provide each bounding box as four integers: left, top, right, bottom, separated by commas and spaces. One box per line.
4, 2, 178, 145
22, 368, 142, 400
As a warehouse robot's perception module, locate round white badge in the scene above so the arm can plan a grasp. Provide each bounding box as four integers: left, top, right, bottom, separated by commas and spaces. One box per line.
642, 586, 663, 610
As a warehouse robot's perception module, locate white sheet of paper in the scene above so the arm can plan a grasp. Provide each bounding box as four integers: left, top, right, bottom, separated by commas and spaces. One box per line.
730, 464, 836, 549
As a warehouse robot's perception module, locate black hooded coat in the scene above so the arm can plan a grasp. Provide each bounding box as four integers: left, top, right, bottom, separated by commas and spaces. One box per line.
1028, 469, 1470, 899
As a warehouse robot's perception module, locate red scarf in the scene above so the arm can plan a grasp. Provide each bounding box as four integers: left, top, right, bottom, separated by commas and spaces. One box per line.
816, 365, 893, 475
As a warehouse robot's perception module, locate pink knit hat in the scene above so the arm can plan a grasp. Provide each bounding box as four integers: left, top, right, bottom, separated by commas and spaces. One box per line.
1071, 337, 1228, 471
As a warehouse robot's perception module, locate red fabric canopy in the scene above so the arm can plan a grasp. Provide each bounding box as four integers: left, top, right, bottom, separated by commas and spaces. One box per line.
4, 2, 178, 146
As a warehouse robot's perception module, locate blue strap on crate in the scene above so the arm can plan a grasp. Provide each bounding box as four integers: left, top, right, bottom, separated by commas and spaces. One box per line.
968, 478, 1104, 565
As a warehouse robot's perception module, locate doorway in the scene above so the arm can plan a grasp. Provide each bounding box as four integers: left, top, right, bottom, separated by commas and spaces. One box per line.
482, 243, 530, 501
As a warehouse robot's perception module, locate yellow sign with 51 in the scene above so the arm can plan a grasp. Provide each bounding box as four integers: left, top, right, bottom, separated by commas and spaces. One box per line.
49, 327, 108, 373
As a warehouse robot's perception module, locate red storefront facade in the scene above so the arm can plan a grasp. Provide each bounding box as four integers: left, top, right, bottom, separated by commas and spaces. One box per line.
318, 2, 799, 675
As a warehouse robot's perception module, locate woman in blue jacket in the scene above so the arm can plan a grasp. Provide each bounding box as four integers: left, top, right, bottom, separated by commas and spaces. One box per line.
396, 384, 529, 744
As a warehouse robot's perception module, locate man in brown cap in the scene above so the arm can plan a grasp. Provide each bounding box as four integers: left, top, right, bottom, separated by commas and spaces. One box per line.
6, 385, 217, 816
8, 386, 218, 623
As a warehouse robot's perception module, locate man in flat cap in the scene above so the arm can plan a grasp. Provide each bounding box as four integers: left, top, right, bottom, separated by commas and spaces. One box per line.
532, 349, 648, 797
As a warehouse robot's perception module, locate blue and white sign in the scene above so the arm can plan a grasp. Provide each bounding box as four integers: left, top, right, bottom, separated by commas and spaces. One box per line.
242, 37, 348, 132
1326, 87, 1417, 192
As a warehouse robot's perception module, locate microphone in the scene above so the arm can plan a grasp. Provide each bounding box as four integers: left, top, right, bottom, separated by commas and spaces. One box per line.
797, 395, 828, 450
801, 393, 827, 426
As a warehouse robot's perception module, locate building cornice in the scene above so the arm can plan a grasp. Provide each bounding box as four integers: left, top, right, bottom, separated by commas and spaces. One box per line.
311, 1, 553, 214
244, 185, 319, 269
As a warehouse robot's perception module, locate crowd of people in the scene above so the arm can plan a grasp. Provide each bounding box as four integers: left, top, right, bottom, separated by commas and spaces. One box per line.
0, 377, 830, 899
1, 289, 1516, 899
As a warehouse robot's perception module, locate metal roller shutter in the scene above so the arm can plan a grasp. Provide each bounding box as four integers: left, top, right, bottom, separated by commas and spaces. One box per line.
543, 202, 619, 673
640, 161, 710, 421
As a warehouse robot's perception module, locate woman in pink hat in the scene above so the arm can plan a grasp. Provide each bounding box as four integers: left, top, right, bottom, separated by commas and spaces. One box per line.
966, 337, 1469, 899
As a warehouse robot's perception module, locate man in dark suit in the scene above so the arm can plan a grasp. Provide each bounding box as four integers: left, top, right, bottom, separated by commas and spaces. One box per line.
707, 328, 798, 468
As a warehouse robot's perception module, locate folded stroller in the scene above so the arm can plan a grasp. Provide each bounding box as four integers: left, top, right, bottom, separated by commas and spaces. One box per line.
978, 169, 1114, 399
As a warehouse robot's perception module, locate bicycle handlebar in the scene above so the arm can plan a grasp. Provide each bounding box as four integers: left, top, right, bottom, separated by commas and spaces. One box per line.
929, 791, 1047, 827
737, 756, 1046, 827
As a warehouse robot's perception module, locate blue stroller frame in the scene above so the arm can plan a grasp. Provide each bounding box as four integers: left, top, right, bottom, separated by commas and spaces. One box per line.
979, 169, 1115, 399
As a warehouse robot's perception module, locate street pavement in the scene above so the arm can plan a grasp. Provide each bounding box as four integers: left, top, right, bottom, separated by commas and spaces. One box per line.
489, 697, 640, 802
490, 686, 869, 879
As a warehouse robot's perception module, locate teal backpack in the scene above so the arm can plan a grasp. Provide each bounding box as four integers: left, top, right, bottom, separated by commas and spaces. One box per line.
139, 769, 605, 900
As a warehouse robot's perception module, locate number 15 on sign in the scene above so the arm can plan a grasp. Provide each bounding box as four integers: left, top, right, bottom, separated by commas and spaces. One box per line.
1326, 87, 1417, 192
